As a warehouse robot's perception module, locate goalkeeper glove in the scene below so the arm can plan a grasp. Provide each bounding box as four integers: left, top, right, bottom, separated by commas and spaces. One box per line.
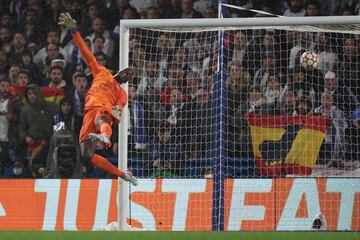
58, 12, 76, 31
112, 105, 122, 121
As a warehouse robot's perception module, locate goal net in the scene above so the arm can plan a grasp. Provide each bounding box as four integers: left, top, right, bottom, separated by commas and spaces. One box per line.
118, 17, 360, 231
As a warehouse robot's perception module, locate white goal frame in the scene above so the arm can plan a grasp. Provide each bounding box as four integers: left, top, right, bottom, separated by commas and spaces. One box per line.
117, 16, 360, 231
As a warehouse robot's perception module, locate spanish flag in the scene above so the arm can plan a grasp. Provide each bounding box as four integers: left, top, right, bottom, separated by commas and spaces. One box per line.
247, 112, 326, 176
11, 85, 64, 105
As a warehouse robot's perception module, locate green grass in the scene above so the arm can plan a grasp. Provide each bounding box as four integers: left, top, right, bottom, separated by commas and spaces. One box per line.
0, 231, 359, 240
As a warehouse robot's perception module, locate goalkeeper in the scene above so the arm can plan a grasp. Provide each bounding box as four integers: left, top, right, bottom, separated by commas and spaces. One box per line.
58, 12, 137, 186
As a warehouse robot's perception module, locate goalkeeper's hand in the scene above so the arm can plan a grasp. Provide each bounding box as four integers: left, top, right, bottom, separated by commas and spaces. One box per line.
58, 12, 76, 30
112, 105, 122, 121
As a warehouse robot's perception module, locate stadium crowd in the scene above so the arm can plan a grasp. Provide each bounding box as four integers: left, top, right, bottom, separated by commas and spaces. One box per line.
0, 0, 359, 178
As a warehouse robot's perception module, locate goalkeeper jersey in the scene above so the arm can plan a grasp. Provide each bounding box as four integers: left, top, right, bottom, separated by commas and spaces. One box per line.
72, 30, 127, 114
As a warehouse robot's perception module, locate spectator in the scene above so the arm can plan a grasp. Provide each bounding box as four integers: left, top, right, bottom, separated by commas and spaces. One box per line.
8, 31, 26, 64
0, 25, 12, 53
264, 72, 283, 106
2, 75, 23, 160
230, 87, 257, 158
185, 71, 200, 102
337, 36, 360, 97
147, 121, 182, 177
166, 0, 203, 18
305, 0, 321, 16
80, 2, 101, 36
244, 30, 278, 75
204, 5, 217, 18
22, 0, 46, 28
225, 31, 248, 67
41, 43, 66, 79
183, 32, 209, 70
58, 23, 72, 48
92, 35, 106, 54
45, 65, 67, 90
227, 63, 252, 159
66, 72, 88, 118
17, 8, 43, 45
101, 0, 120, 29
247, 85, 267, 112
159, 63, 185, 107
171, 47, 191, 78
280, 88, 297, 116
130, 0, 156, 18
85, 17, 114, 57
16, 69, 31, 86
19, 84, 58, 177
146, 6, 161, 19
125, 5, 142, 19
51, 58, 72, 83
282, 67, 316, 105
348, 107, 360, 162
283, 0, 306, 17
0, 77, 13, 175
93, 40, 112, 71
53, 97, 82, 138
189, 47, 210, 84
153, 0, 173, 17
26, 42, 38, 56
94, 52, 114, 73
159, 85, 189, 148
33, 30, 69, 67
11, 160, 32, 178
126, 82, 140, 157
253, 52, 281, 91
315, 91, 348, 168
187, 88, 213, 159
289, 31, 311, 68
227, 64, 252, 104
8, 64, 20, 84
294, 96, 314, 115
63, 38, 87, 74
156, 33, 174, 78
323, 70, 358, 118
136, 57, 168, 150
164, 87, 188, 129
0, 49, 9, 75
130, 45, 146, 78
19, 49, 40, 83
138, 57, 167, 97
311, 32, 337, 75
0, 13, 15, 30
47, 0, 66, 28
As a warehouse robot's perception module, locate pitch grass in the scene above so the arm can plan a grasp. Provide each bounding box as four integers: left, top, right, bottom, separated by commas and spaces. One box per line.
0, 231, 359, 240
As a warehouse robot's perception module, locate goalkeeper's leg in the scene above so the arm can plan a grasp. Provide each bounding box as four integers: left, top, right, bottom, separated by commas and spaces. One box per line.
88, 112, 113, 149
82, 139, 138, 186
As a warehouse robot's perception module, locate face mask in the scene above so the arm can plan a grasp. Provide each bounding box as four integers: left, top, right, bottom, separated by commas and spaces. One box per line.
13, 168, 23, 176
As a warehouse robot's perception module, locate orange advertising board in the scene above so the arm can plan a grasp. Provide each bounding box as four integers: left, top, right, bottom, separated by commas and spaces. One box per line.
0, 179, 358, 231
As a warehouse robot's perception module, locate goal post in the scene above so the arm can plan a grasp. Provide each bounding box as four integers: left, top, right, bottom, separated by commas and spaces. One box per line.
118, 16, 360, 231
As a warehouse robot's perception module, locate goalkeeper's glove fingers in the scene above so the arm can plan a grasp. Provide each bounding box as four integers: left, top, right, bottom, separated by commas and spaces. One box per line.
112, 106, 122, 121
58, 12, 76, 30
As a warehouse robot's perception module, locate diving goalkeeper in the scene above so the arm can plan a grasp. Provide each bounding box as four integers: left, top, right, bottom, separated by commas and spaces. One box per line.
58, 12, 137, 186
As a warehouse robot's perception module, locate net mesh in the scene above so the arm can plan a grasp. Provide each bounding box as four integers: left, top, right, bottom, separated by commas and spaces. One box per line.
124, 23, 360, 230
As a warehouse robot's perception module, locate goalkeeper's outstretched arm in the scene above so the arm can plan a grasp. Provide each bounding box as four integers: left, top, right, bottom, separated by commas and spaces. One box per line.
58, 12, 99, 75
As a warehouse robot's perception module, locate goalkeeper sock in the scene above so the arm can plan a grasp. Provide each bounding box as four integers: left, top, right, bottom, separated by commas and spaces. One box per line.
90, 154, 125, 178
99, 122, 112, 139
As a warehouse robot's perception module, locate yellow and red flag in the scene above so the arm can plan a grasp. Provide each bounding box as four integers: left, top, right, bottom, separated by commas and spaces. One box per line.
247, 112, 326, 176
11, 85, 64, 105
